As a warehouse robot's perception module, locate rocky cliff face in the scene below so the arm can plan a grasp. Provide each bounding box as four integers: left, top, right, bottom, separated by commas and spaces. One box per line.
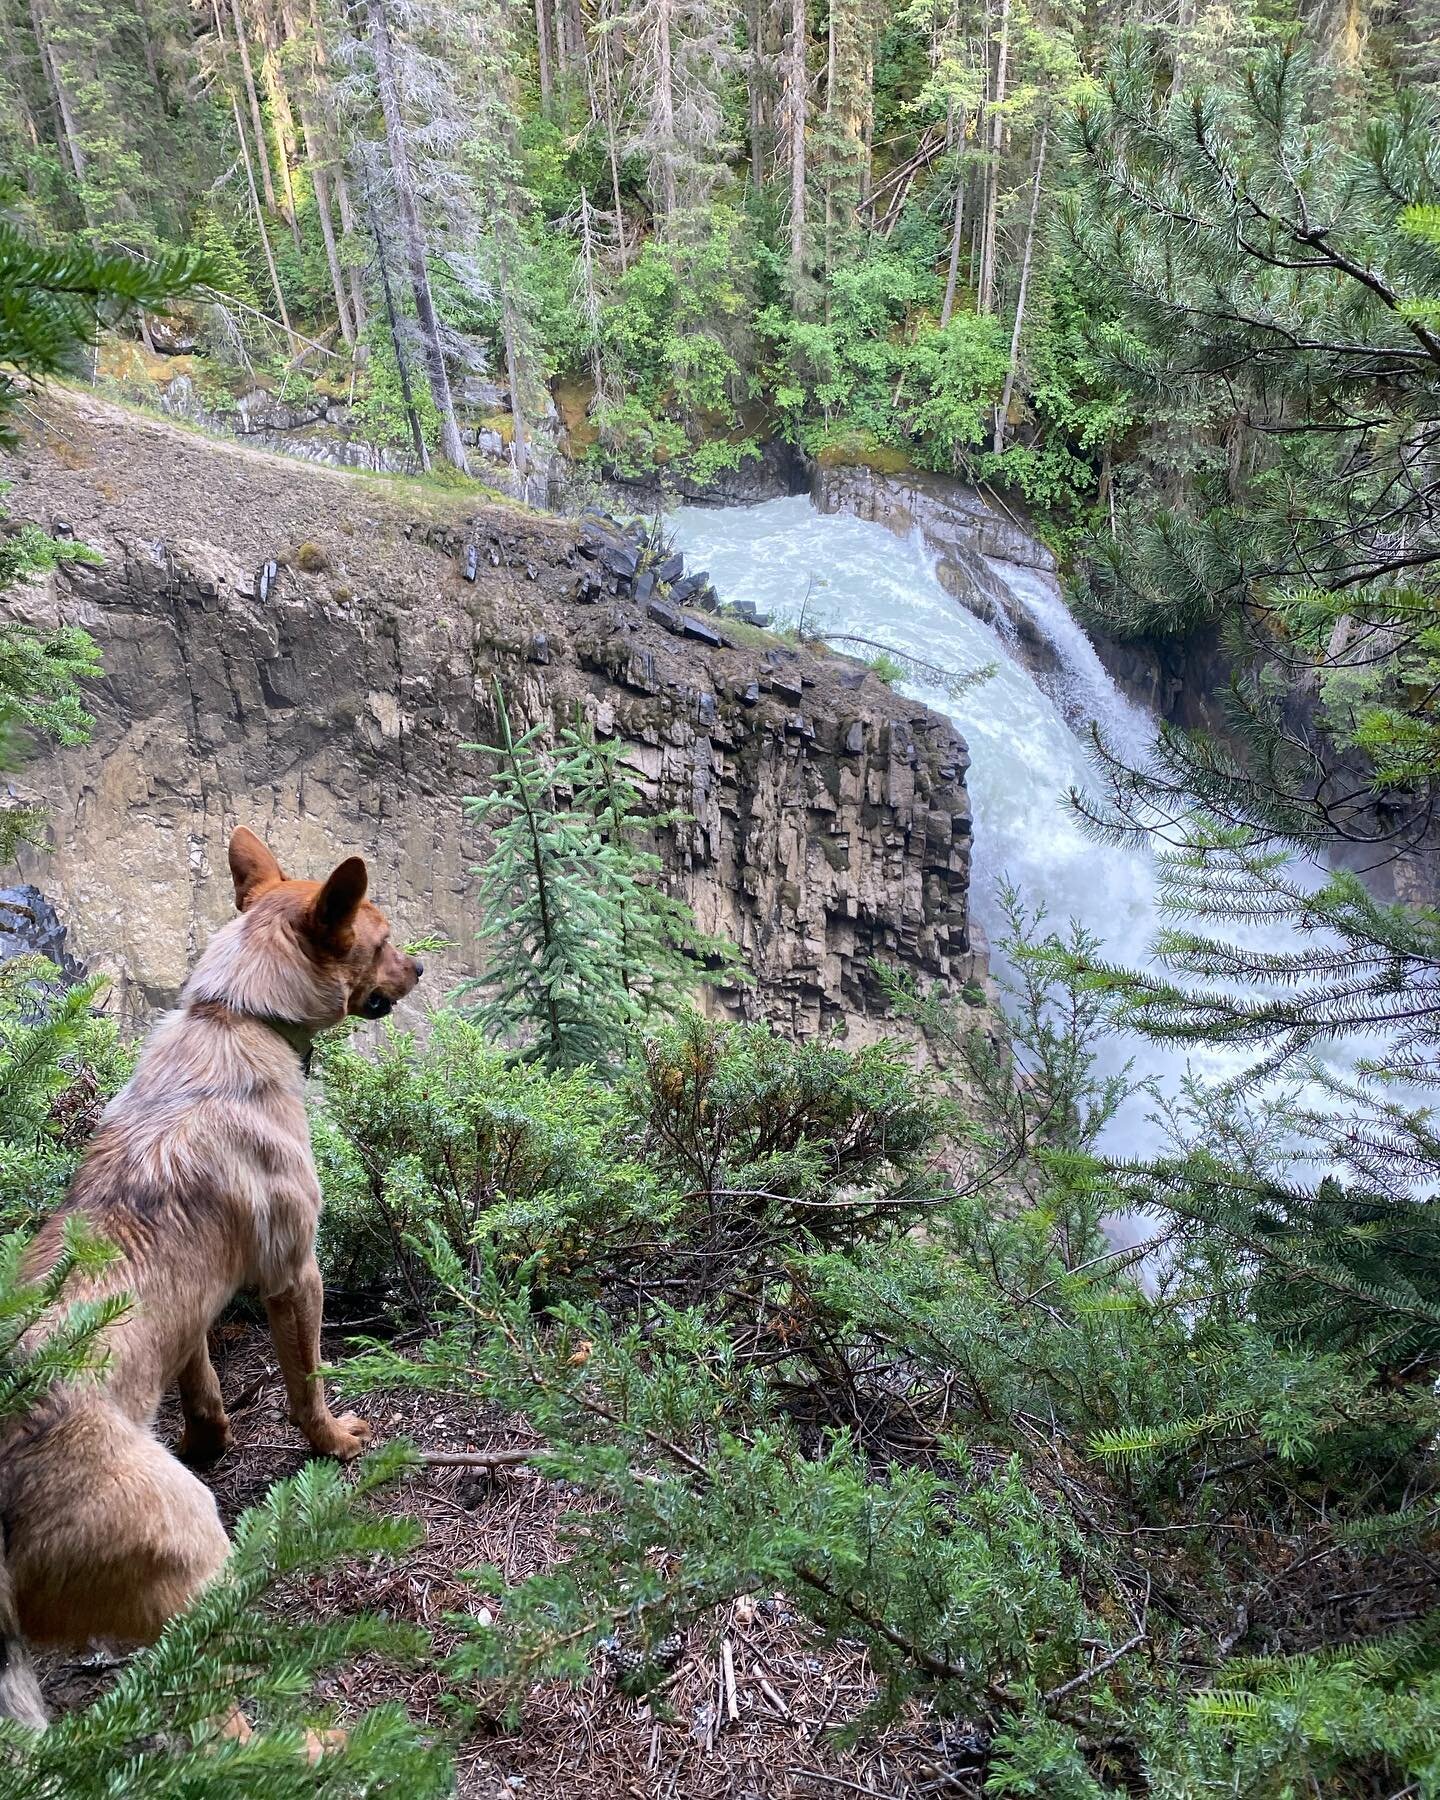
1, 392, 982, 1034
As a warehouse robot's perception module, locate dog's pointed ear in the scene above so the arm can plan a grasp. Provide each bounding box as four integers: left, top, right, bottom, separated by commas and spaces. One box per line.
310, 855, 368, 945
229, 827, 285, 913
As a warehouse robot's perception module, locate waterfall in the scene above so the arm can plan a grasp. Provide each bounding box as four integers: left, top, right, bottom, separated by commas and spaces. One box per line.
669, 495, 1347, 1174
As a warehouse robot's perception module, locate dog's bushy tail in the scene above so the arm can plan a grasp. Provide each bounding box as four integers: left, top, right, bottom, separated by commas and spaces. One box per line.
0, 1529, 45, 1728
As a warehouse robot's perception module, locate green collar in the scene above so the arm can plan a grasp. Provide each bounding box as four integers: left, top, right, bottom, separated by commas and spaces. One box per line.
258, 1015, 318, 1075
264, 1022, 320, 1072
186, 999, 319, 1075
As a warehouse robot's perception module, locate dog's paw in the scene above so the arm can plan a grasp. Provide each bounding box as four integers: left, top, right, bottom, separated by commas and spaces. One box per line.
178, 1416, 232, 1467
311, 1411, 371, 1461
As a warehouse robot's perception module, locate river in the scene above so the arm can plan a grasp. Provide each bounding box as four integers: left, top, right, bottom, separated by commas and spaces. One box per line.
670, 495, 1321, 1170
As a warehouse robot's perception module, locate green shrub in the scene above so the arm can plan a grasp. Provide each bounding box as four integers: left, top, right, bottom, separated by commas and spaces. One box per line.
328, 911, 1440, 1797
0, 958, 130, 1234
313, 1007, 944, 1310
312, 1012, 654, 1304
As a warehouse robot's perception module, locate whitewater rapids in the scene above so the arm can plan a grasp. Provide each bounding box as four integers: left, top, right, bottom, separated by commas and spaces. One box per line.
670, 495, 1318, 1168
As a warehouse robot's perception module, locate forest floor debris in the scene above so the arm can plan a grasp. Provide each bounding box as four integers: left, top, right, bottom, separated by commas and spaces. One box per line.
35, 1322, 963, 1798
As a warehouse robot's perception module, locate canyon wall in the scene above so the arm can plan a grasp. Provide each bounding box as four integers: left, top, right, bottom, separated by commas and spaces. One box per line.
1, 392, 982, 1034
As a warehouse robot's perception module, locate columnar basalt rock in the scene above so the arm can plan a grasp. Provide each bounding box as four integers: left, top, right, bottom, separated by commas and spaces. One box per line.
3, 393, 983, 1036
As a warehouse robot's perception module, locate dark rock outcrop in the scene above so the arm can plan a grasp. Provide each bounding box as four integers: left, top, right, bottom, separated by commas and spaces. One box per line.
0, 884, 82, 979
574, 437, 808, 510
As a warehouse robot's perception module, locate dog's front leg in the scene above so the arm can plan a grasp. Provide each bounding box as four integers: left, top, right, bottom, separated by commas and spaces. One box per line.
264, 1258, 371, 1460
177, 1338, 231, 1465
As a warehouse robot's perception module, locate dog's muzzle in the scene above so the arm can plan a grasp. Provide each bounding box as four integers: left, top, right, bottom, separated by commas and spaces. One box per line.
360, 991, 395, 1019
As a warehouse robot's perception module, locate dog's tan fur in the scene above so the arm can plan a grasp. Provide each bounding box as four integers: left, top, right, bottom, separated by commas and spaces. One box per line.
0, 829, 422, 1725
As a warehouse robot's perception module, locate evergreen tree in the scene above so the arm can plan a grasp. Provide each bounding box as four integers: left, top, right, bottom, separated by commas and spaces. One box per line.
460, 695, 734, 1068
1068, 40, 1440, 856
616, 0, 736, 238
1049, 40, 1440, 1411
0, 222, 205, 857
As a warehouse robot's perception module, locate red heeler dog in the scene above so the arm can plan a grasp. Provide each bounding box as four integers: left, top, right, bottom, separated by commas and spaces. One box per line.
0, 828, 423, 1727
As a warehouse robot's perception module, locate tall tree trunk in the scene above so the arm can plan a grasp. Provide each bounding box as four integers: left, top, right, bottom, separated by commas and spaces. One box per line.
231, 0, 278, 214
940, 133, 966, 327
972, 0, 989, 297
655, 0, 678, 224
367, 191, 428, 467
1173, 0, 1192, 86
747, 0, 765, 185
2, 28, 40, 162
859, 11, 872, 209
297, 93, 354, 343
302, 0, 367, 339
785, 0, 806, 296
823, 0, 836, 288
977, 0, 1009, 316
993, 112, 1046, 454
558, 0, 587, 87
334, 169, 369, 339
365, 0, 469, 473
577, 190, 607, 401
501, 287, 529, 486
534, 0, 555, 109
594, 0, 627, 263
29, 0, 87, 192
257, 0, 303, 249
135, 0, 163, 91
231, 90, 296, 346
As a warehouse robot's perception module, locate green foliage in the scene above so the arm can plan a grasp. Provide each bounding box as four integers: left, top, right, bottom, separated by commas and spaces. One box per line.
0, 1447, 451, 1798
0, 957, 129, 1233
189, 205, 262, 311
762, 259, 1009, 471
312, 1005, 941, 1308
1068, 40, 1440, 849
0, 222, 209, 438
0, 597, 101, 863
577, 214, 761, 481
311, 1013, 636, 1303
314, 885, 1440, 1795
0, 613, 100, 767
0, 1211, 124, 1423
351, 319, 440, 451
460, 696, 736, 1069
865, 650, 905, 686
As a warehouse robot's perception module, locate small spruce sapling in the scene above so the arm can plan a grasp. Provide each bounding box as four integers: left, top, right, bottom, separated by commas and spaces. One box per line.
460, 689, 737, 1068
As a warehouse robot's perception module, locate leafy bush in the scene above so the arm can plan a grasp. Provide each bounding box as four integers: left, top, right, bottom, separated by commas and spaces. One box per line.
352, 320, 440, 451
313, 1007, 942, 1310
312, 1013, 649, 1304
